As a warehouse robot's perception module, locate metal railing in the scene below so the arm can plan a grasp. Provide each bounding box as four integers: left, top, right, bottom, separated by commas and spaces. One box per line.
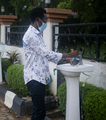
52, 22, 106, 62
5, 25, 28, 47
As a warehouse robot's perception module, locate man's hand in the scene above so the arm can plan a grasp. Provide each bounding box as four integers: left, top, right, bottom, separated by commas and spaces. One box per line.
61, 50, 79, 60
66, 58, 78, 66
69, 50, 79, 58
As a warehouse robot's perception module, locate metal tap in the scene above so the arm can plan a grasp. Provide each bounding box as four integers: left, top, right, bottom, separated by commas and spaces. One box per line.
78, 52, 83, 65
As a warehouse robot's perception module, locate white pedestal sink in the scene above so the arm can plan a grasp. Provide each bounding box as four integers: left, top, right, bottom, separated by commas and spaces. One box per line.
56, 63, 94, 120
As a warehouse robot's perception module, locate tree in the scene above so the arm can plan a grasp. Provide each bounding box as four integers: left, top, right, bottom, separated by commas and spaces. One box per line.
0, 0, 73, 25
0, 0, 45, 25
57, 0, 73, 10
75, 0, 106, 23
57, 0, 106, 23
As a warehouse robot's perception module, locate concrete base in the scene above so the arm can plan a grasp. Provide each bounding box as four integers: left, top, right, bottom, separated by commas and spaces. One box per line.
0, 85, 29, 116
0, 85, 57, 116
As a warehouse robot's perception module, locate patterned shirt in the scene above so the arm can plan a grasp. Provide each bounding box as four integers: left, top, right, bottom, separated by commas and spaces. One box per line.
23, 25, 62, 85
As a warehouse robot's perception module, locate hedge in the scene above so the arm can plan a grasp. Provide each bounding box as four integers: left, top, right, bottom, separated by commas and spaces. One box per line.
58, 81, 66, 115
7, 64, 29, 96
58, 81, 105, 120
1, 58, 11, 80
83, 90, 106, 120
7, 64, 52, 96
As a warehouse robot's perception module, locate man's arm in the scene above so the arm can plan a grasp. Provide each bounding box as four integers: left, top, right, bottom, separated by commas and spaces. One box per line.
61, 50, 79, 59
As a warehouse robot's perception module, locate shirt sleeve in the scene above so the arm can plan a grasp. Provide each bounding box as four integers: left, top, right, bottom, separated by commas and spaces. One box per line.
28, 34, 62, 64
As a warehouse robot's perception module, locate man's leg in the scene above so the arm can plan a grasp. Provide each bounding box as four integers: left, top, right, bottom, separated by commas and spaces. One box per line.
27, 80, 46, 120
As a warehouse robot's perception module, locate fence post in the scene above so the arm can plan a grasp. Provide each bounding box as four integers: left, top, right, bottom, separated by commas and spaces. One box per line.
0, 15, 17, 44
43, 8, 72, 95
1, 24, 10, 44
96, 25, 100, 61
0, 15, 17, 83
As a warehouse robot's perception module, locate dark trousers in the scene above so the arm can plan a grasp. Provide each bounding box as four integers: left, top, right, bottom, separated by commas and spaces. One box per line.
26, 80, 46, 120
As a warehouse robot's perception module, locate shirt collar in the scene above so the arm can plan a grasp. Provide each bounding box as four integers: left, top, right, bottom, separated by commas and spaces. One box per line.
30, 25, 40, 35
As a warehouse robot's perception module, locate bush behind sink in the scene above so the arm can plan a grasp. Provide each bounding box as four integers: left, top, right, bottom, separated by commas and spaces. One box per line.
58, 81, 106, 120
7, 64, 29, 96
7, 64, 53, 96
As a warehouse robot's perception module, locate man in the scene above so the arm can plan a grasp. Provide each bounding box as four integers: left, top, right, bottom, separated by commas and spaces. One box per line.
23, 7, 79, 120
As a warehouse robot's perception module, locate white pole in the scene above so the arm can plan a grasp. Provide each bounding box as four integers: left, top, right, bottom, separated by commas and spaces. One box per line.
0, 52, 2, 83
43, 22, 59, 95
65, 76, 80, 120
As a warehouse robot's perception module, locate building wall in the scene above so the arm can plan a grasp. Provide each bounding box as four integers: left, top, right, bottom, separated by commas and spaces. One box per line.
80, 59, 106, 90
49, 59, 106, 95
2, 45, 106, 95
2, 45, 25, 65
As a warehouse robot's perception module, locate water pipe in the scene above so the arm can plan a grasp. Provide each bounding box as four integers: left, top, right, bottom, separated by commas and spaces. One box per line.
53, 68, 57, 75
80, 72, 91, 120
81, 83, 85, 120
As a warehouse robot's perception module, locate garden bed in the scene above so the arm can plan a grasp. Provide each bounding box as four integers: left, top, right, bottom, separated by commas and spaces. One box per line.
1, 81, 24, 98
0, 81, 60, 117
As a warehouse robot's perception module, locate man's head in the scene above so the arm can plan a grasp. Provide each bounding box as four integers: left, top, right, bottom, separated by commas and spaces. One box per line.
30, 7, 47, 31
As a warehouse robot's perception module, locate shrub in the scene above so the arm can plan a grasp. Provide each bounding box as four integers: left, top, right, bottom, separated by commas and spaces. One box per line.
1, 58, 11, 80
6, 50, 20, 64
58, 81, 66, 115
58, 81, 104, 117
79, 82, 103, 100
7, 64, 53, 96
57, 1, 72, 10
7, 64, 30, 96
83, 91, 106, 120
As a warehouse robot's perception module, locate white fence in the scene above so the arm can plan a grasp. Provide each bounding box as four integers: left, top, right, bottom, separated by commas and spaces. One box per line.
0, 23, 106, 95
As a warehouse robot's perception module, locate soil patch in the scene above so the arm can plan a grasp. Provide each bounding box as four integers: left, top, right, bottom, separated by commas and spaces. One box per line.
0, 81, 26, 98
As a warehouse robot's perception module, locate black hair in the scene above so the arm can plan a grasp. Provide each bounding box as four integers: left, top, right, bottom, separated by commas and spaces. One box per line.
29, 7, 46, 23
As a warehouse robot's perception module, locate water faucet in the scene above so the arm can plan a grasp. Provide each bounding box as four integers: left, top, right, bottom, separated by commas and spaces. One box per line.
78, 52, 83, 65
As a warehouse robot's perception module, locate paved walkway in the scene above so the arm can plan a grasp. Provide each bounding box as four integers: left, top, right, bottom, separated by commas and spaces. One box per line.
0, 100, 65, 120
0, 100, 31, 120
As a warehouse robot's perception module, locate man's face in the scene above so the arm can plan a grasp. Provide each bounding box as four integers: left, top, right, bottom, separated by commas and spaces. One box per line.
42, 13, 47, 23
39, 13, 47, 27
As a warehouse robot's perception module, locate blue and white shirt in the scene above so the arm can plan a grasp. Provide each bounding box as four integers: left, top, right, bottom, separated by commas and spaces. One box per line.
23, 25, 62, 85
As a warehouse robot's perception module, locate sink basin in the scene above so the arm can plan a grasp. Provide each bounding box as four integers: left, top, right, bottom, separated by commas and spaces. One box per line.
57, 63, 94, 77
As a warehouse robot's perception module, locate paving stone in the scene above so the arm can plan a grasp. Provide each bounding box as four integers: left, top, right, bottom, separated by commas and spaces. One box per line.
3, 112, 11, 116
0, 99, 61, 120
7, 116, 14, 120
22, 97, 31, 101
1, 108, 10, 112
0, 112, 4, 115
0, 116, 7, 120
26, 118, 31, 120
